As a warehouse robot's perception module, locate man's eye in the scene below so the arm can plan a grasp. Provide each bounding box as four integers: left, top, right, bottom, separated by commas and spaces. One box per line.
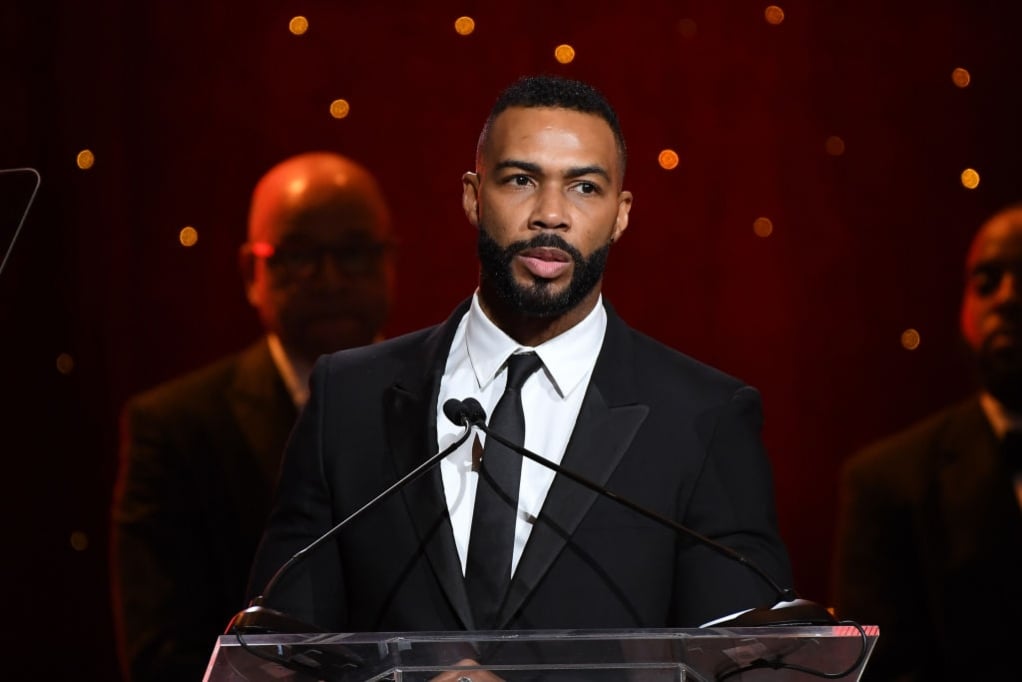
574, 181, 599, 195
273, 249, 317, 266
511, 175, 531, 186
972, 269, 1002, 297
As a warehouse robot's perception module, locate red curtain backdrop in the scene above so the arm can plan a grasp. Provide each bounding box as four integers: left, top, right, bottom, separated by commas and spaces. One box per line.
2, 1, 1019, 678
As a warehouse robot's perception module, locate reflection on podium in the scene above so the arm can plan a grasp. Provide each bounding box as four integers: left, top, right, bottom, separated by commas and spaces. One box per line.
204, 625, 878, 681
0, 167, 40, 278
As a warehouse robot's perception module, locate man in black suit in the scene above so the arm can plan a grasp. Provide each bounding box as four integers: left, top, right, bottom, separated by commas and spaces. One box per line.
833, 205, 1022, 680
248, 75, 792, 638
110, 151, 396, 682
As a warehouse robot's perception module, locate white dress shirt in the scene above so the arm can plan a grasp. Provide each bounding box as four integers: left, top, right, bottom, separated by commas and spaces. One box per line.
266, 334, 311, 408
437, 292, 607, 576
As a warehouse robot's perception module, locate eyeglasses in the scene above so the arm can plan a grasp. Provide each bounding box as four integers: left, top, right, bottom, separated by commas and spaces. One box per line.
246, 240, 395, 278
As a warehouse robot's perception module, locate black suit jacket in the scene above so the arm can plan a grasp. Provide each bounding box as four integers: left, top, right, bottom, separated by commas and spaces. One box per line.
111, 340, 297, 682
249, 300, 791, 634
833, 397, 1022, 681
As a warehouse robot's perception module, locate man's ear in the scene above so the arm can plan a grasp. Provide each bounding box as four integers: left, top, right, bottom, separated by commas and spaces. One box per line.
611, 190, 633, 242
239, 244, 259, 305
462, 172, 481, 228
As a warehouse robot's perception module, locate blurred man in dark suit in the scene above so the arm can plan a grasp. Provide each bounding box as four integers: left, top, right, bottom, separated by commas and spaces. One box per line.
110, 151, 396, 682
834, 204, 1022, 681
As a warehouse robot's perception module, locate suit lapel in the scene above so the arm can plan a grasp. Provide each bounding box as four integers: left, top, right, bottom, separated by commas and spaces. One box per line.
935, 399, 1022, 560
384, 300, 477, 630
498, 306, 649, 627
225, 340, 298, 491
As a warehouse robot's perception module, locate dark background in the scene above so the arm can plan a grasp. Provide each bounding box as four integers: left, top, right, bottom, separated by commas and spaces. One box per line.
2, 1, 1019, 678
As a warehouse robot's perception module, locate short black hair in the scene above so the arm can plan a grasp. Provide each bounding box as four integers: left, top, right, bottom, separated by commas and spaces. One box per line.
476, 75, 627, 176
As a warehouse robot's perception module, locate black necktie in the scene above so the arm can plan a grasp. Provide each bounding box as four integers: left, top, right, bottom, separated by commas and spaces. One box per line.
464, 351, 544, 629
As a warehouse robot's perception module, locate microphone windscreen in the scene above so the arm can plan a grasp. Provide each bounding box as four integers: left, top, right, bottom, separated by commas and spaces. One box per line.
442, 398, 468, 426
461, 398, 486, 424
442, 397, 487, 426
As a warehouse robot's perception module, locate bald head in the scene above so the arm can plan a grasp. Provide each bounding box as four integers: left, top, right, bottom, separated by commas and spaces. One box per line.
248, 152, 391, 244
242, 152, 395, 363
960, 205, 1022, 409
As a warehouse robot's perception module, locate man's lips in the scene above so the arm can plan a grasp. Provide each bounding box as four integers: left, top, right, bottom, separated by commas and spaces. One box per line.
517, 247, 571, 279
989, 328, 1020, 347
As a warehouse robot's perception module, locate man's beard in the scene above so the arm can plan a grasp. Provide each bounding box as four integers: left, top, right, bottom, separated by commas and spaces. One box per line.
477, 229, 610, 318
977, 345, 1022, 411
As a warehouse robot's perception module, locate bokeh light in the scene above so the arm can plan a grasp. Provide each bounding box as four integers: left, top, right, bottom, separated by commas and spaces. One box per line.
658, 149, 680, 170
56, 353, 75, 375
289, 16, 309, 35
454, 16, 475, 35
765, 5, 785, 25
901, 328, 921, 350
329, 99, 351, 119
179, 226, 198, 247
76, 149, 94, 170
753, 217, 774, 238
951, 67, 971, 88
554, 44, 576, 64
70, 531, 89, 552
825, 135, 846, 156
960, 168, 980, 189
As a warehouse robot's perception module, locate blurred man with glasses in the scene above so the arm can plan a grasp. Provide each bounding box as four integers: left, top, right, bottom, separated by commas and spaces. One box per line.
111, 152, 396, 682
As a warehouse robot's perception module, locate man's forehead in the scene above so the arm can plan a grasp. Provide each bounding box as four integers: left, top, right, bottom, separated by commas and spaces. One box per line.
969, 211, 1022, 267
488, 107, 614, 145
254, 197, 385, 243
483, 106, 622, 177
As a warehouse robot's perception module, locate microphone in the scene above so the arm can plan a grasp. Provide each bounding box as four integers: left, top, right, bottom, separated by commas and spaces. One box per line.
444, 397, 836, 627
228, 418, 477, 635
443, 396, 487, 426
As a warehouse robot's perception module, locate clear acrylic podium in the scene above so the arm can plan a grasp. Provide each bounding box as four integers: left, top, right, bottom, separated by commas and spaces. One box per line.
205, 625, 878, 681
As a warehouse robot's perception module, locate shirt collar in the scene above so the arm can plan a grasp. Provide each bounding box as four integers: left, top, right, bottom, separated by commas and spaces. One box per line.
979, 391, 1022, 439
266, 334, 311, 408
465, 291, 607, 398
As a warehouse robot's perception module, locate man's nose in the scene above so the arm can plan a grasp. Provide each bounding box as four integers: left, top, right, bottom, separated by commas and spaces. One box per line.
312, 251, 351, 287
529, 186, 569, 230
994, 271, 1022, 306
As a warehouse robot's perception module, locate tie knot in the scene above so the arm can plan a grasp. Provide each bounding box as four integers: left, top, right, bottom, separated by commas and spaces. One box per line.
504, 352, 543, 391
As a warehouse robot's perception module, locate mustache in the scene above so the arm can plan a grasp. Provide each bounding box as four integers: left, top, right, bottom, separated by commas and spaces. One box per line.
502, 233, 585, 263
